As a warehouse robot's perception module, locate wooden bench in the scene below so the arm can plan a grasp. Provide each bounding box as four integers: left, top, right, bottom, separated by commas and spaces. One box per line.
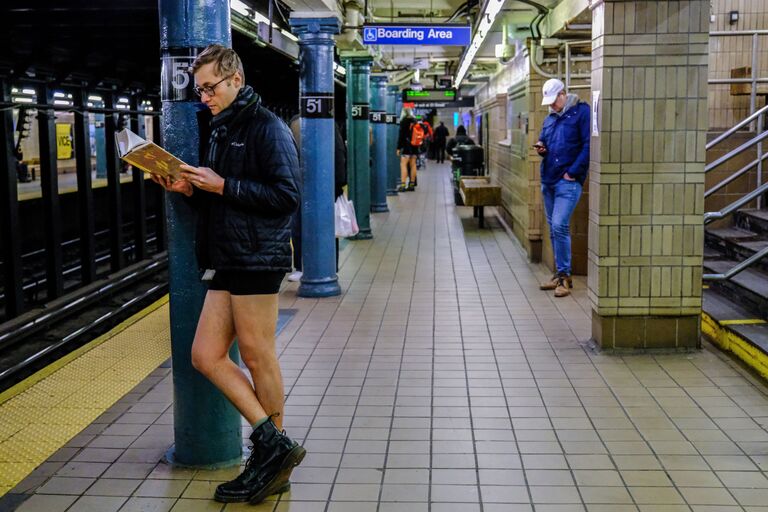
459, 176, 501, 228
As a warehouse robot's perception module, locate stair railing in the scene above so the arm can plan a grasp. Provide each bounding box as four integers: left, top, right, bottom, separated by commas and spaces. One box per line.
703, 246, 768, 281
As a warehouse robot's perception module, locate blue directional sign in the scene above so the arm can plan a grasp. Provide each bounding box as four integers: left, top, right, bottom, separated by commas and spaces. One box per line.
362, 24, 471, 46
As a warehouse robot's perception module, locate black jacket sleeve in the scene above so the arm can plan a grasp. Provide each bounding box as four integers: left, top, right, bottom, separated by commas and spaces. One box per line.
222, 117, 300, 216
334, 124, 347, 197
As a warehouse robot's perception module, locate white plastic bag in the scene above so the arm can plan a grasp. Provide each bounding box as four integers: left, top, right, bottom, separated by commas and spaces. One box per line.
335, 195, 359, 238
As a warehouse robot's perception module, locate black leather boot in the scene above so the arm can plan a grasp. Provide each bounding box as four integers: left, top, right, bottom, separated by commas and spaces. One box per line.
214, 418, 305, 503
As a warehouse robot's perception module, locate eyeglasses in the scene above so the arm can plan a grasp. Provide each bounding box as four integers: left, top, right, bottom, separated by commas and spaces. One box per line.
193, 74, 234, 97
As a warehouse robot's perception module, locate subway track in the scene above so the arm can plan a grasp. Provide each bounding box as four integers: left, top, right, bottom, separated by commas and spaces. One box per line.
0, 255, 168, 391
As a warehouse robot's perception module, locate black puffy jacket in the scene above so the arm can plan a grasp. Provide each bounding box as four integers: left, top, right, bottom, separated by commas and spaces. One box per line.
192, 95, 300, 273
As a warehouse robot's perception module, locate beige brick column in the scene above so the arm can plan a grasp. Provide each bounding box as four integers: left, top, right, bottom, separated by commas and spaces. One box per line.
589, 0, 708, 349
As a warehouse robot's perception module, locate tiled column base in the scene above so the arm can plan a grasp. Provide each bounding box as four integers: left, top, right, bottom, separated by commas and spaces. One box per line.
592, 310, 700, 350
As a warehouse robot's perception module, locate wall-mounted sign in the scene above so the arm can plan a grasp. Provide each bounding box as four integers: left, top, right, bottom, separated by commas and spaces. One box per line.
351, 103, 370, 120
300, 93, 334, 119
370, 111, 387, 123
403, 89, 457, 102
362, 24, 471, 46
385, 114, 397, 124
160, 48, 198, 102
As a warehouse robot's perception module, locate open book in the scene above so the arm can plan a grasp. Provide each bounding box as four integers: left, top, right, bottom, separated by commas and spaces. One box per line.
116, 128, 186, 181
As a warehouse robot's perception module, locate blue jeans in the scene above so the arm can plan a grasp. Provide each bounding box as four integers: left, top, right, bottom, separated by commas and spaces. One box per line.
541, 178, 582, 276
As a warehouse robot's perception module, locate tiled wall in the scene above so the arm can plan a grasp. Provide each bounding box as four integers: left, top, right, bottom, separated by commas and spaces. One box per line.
708, 0, 768, 130
475, 47, 592, 274
589, 0, 709, 349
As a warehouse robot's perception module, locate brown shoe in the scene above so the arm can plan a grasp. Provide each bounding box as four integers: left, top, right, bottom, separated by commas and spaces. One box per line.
554, 276, 571, 297
540, 274, 572, 291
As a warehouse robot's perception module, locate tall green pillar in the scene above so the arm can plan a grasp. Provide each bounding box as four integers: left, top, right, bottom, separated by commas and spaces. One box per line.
344, 57, 373, 239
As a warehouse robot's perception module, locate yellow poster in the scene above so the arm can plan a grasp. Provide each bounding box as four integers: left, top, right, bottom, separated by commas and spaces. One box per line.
56, 123, 72, 160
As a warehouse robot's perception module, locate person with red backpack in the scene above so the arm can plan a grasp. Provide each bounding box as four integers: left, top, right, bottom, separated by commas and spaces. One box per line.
396, 107, 422, 192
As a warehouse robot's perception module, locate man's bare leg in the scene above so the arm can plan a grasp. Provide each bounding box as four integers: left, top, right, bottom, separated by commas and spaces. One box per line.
400, 155, 410, 187
232, 293, 284, 430
190, 290, 268, 425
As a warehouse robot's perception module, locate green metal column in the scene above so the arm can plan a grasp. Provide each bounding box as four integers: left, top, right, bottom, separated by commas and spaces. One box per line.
344, 57, 373, 239
369, 76, 388, 213
158, 0, 242, 468
385, 84, 399, 196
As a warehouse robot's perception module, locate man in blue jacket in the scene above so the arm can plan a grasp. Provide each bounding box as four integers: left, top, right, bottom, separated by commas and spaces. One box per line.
535, 78, 590, 298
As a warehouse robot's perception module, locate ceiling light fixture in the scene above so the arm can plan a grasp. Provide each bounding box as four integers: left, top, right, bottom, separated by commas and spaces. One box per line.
455, 0, 504, 88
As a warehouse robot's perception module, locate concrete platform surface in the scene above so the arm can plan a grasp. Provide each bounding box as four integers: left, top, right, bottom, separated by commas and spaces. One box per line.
4, 162, 768, 512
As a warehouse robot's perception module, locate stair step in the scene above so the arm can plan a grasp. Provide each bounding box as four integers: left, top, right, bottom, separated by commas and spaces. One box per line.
739, 208, 768, 222
704, 260, 768, 318
737, 208, 768, 236
706, 226, 758, 240
703, 288, 768, 361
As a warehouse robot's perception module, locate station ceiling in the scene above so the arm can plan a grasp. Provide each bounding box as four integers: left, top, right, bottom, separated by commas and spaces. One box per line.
0, 0, 296, 101
0, 0, 590, 97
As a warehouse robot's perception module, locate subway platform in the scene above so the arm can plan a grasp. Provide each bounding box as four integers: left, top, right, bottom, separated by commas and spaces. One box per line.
3, 163, 768, 512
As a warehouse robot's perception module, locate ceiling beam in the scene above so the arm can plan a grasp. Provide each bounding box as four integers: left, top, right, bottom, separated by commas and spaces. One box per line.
540, 0, 590, 39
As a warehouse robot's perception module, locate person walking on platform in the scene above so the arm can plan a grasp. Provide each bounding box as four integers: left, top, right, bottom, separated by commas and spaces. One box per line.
396, 107, 420, 192
150, 44, 304, 504
535, 78, 590, 298
434, 121, 449, 163
446, 125, 474, 156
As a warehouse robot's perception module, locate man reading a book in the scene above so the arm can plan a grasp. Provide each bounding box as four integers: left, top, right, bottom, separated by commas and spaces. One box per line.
151, 44, 303, 504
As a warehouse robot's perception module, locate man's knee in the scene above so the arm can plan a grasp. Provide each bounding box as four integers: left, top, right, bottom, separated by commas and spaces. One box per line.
240, 344, 278, 373
551, 222, 570, 238
190, 343, 225, 376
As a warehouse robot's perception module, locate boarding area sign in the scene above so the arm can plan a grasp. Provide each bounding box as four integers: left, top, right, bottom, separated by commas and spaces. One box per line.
362, 24, 471, 46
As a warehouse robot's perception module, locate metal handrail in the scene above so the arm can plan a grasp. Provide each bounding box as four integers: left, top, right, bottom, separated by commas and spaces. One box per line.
705, 129, 768, 173
707, 103, 768, 150
704, 179, 768, 224
705, 152, 768, 198
704, 246, 768, 280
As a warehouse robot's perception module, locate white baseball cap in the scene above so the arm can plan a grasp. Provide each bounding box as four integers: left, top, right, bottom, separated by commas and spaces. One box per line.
541, 78, 565, 106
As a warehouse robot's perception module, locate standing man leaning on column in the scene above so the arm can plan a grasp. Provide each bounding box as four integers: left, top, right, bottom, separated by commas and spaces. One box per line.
535, 78, 590, 298
151, 44, 305, 504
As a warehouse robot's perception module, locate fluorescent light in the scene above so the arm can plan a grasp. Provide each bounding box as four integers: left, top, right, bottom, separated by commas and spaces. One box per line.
11, 87, 18, 93
21, 88, 36, 95
88, 95, 102, 102
455, 0, 504, 87
87, 102, 94, 107
281, 29, 298, 42
53, 92, 66, 98
116, 104, 128, 109
14, 97, 34, 103
53, 99, 71, 106
231, 0, 250, 17
118, 97, 129, 104
231, 0, 296, 42
334, 63, 346, 76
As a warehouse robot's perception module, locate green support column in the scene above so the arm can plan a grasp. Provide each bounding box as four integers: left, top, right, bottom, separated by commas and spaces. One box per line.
158, 0, 242, 467
344, 57, 373, 239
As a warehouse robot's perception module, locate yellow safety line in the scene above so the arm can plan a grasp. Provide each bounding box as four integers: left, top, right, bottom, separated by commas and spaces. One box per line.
0, 295, 169, 405
719, 319, 767, 325
702, 312, 768, 380
0, 296, 172, 495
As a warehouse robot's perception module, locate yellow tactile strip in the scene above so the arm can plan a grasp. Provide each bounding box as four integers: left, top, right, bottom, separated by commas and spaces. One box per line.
0, 296, 171, 496
702, 311, 768, 379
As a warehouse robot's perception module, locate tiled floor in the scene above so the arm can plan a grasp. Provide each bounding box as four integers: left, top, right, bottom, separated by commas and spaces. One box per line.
7, 162, 768, 511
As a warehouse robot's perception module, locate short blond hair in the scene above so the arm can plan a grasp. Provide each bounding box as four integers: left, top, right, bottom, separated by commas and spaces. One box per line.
191, 44, 245, 84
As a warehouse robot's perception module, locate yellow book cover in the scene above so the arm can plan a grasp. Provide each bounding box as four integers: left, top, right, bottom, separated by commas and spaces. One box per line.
115, 128, 186, 181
